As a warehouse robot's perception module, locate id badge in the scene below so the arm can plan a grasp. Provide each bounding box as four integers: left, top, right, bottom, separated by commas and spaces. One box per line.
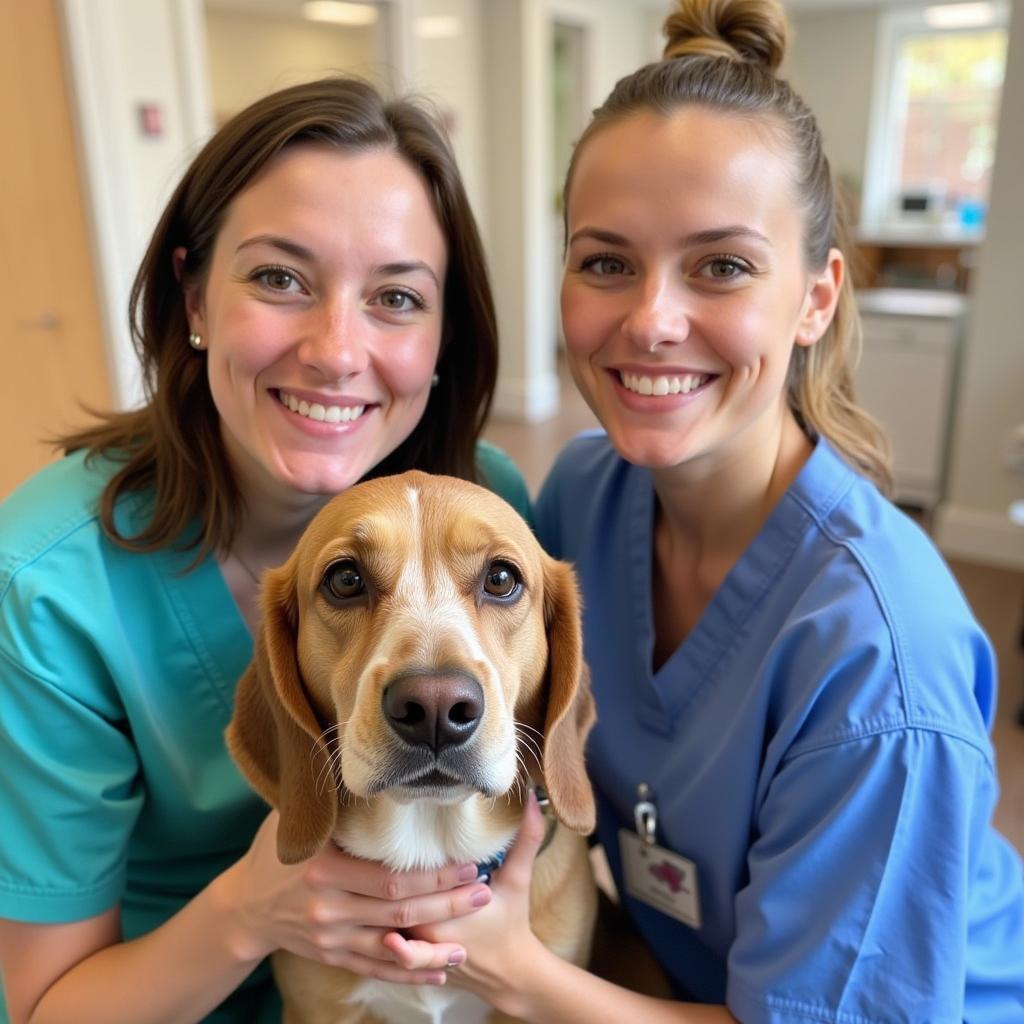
619, 829, 702, 928
619, 783, 701, 929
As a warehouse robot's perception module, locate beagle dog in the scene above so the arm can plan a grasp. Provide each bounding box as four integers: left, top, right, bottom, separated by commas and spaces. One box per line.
227, 471, 597, 1024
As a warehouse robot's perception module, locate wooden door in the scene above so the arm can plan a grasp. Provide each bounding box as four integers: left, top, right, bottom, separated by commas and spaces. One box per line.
0, 0, 111, 499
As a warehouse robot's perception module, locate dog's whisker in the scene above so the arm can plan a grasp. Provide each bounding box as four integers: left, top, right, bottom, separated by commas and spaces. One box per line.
515, 729, 544, 773
516, 720, 544, 740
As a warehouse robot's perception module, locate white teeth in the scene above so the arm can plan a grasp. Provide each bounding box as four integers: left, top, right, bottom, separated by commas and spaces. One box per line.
279, 390, 365, 424
619, 372, 709, 396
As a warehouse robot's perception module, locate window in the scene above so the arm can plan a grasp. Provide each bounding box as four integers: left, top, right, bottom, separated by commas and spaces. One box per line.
861, 2, 1008, 236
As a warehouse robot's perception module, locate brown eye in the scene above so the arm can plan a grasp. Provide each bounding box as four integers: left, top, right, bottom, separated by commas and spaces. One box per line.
483, 561, 520, 600
323, 559, 366, 601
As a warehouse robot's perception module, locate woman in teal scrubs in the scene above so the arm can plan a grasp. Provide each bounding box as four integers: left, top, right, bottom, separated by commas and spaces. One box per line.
0, 77, 523, 1023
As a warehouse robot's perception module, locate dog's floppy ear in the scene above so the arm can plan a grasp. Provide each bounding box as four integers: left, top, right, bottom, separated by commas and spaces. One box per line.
539, 555, 596, 834
226, 558, 338, 864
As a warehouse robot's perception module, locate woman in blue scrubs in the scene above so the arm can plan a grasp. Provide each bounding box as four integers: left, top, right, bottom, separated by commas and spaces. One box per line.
0, 78, 523, 1023
415, 1, 1024, 1020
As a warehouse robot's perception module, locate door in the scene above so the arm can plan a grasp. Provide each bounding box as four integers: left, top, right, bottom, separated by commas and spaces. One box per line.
0, 0, 111, 498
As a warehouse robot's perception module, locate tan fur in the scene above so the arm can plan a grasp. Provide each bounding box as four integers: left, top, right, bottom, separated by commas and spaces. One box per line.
227, 472, 597, 1023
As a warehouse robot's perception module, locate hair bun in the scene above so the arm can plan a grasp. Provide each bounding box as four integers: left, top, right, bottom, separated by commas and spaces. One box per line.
662, 0, 789, 73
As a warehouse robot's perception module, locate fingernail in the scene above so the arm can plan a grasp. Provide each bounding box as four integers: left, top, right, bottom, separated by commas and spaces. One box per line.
429, 972, 447, 985
446, 949, 466, 967
457, 863, 478, 883
471, 887, 491, 907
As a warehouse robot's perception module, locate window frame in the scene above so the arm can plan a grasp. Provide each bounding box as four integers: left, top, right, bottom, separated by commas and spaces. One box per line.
860, 1, 1009, 238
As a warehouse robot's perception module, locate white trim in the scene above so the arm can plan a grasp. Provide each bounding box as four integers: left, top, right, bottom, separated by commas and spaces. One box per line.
374, 0, 414, 93
492, 372, 561, 423
170, 1, 216, 145
58, 0, 141, 409
934, 503, 1024, 570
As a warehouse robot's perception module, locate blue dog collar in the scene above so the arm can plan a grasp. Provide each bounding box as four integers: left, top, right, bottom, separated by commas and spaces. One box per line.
475, 848, 507, 885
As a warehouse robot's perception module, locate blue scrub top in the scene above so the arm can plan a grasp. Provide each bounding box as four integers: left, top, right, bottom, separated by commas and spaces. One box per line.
537, 431, 1024, 1024
0, 442, 530, 1023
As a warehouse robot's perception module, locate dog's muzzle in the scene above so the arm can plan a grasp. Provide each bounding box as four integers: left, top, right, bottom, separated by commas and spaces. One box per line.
382, 671, 484, 755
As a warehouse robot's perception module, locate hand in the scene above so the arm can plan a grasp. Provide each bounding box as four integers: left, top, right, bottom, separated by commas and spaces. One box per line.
217, 810, 493, 985
391, 791, 549, 1006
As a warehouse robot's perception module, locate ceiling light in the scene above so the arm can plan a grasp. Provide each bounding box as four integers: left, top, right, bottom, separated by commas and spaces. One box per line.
924, 3, 997, 29
415, 15, 462, 39
302, 1, 379, 27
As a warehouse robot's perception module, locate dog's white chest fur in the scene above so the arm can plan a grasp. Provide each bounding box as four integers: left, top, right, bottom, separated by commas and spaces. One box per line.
344, 979, 492, 1024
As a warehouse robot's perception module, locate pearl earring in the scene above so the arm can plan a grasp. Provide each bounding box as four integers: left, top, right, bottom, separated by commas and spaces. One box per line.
189, 332, 204, 350
431, 372, 440, 387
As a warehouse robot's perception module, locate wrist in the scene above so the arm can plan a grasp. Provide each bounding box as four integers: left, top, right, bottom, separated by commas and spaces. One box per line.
490, 934, 557, 1021
207, 861, 272, 966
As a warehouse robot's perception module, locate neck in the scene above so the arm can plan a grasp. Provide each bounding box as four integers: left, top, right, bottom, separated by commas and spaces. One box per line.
224, 447, 334, 575
652, 408, 812, 573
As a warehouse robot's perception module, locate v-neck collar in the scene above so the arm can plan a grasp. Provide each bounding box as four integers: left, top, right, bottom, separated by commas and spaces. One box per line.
629, 439, 853, 730
152, 534, 254, 716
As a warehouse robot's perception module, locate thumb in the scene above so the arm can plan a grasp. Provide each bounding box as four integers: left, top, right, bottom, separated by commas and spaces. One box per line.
499, 790, 547, 886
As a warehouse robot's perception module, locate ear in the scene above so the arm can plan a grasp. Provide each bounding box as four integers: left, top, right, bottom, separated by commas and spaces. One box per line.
796, 246, 844, 347
172, 245, 206, 335
539, 556, 596, 834
226, 559, 339, 864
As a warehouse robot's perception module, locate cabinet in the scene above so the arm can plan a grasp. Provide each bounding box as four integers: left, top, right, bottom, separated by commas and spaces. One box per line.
854, 289, 966, 508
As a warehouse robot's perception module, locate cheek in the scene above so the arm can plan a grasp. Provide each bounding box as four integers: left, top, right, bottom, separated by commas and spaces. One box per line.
710, 298, 797, 369
379, 327, 442, 397
560, 287, 609, 357
209, 304, 289, 376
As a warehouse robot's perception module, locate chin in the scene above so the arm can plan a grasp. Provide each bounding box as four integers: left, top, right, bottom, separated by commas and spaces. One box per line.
606, 428, 701, 472
274, 461, 371, 499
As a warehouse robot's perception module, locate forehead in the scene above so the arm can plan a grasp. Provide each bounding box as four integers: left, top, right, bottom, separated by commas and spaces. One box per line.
567, 108, 799, 236
215, 144, 448, 269
299, 478, 535, 578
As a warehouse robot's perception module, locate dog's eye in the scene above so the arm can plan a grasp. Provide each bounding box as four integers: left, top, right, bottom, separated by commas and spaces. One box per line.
323, 559, 366, 601
483, 561, 520, 600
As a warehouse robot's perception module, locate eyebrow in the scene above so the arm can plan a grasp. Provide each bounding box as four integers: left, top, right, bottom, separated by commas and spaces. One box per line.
236, 234, 315, 261
567, 225, 772, 248
234, 236, 440, 287
372, 261, 441, 289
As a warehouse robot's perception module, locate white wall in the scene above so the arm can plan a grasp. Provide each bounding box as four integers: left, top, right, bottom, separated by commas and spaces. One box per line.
784, 5, 879, 202
205, 9, 379, 122
935, 2, 1024, 568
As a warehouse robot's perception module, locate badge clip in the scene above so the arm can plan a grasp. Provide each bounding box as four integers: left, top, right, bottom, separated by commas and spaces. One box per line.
634, 782, 658, 846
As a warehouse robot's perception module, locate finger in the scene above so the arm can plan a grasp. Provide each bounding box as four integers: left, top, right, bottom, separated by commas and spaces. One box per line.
326, 947, 448, 986
323, 925, 410, 965
382, 932, 466, 971
346, 883, 491, 930
318, 849, 479, 900
499, 790, 547, 884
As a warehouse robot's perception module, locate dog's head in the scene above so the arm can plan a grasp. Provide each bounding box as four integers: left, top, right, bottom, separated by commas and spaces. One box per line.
226, 471, 595, 865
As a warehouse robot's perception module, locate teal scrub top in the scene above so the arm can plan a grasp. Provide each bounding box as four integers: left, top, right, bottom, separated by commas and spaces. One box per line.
0, 442, 531, 1023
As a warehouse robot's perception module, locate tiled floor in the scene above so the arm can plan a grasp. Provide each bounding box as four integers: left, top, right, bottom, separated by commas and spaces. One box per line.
484, 363, 1024, 856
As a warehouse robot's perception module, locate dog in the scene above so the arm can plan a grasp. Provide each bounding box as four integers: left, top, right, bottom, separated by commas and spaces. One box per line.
227, 471, 597, 1023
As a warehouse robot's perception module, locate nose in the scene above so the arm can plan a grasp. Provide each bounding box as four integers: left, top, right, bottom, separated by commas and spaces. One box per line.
297, 298, 370, 379
622, 276, 690, 351
382, 673, 484, 754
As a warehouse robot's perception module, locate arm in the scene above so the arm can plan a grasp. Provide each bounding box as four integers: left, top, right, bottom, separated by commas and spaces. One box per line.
0, 810, 491, 1024
395, 795, 737, 1024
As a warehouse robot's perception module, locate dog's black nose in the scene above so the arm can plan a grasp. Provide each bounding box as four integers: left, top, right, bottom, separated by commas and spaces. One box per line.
383, 673, 484, 753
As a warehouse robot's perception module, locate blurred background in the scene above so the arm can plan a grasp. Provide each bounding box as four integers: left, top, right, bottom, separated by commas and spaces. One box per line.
1, 0, 1021, 848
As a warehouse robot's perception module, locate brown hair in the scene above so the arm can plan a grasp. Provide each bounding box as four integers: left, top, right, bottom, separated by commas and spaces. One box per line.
563, 0, 892, 493
62, 77, 498, 556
